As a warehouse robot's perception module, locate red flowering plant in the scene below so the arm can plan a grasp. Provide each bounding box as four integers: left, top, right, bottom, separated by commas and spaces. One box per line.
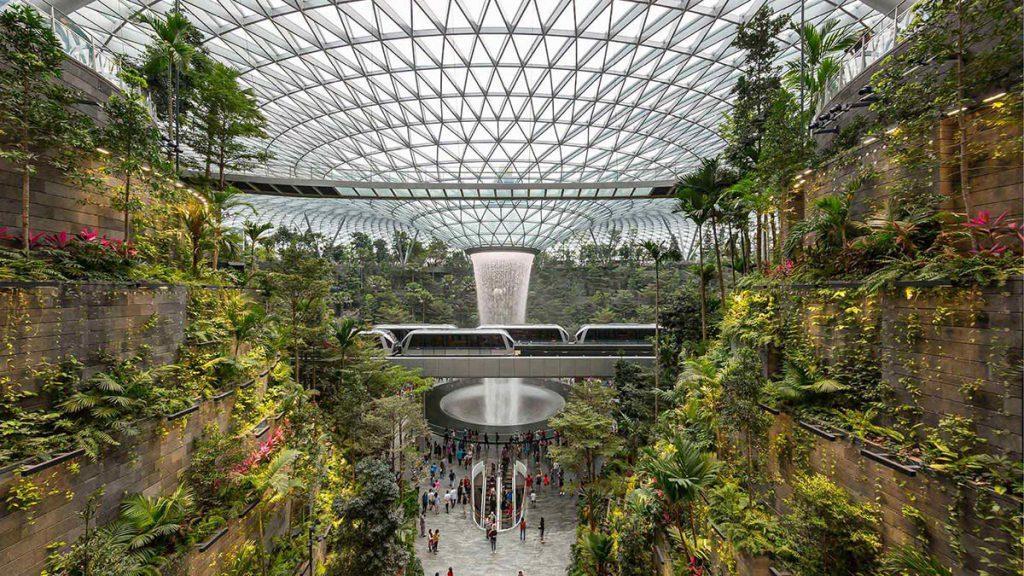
232, 426, 287, 477
962, 210, 1024, 257
0, 226, 141, 280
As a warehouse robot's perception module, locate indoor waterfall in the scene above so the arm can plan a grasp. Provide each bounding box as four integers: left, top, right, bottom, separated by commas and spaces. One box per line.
468, 248, 536, 425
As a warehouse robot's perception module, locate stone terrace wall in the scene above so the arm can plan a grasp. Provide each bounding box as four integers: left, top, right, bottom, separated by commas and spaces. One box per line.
763, 413, 1021, 576
787, 280, 1023, 460
0, 394, 235, 575
182, 495, 292, 576
0, 57, 129, 239
0, 284, 188, 400
879, 281, 1022, 457
789, 107, 1023, 233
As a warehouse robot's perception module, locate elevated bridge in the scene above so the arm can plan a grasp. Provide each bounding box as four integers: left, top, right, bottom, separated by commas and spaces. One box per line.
388, 343, 654, 378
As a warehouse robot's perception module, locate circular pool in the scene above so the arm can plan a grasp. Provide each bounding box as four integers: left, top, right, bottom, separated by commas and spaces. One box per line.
425, 378, 568, 433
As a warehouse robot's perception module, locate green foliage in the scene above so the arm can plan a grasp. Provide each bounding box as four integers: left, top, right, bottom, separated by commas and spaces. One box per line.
778, 474, 882, 576
115, 485, 194, 561
707, 479, 779, 555
549, 379, 623, 484
0, 4, 94, 251
880, 545, 952, 576
327, 458, 411, 576
725, 5, 789, 172
100, 70, 165, 241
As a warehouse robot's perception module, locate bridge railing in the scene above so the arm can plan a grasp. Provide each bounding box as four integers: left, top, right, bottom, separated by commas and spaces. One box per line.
814, 3, 915, 119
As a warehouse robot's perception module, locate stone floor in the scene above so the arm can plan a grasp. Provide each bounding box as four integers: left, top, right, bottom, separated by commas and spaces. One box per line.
414, 446, 577, 576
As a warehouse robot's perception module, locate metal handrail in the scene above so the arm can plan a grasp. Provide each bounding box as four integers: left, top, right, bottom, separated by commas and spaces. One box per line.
12, 0, 159, 119
814, 3, 915, 118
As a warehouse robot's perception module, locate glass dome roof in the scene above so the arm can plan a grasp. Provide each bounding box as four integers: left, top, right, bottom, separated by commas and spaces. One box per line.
227, 195, 695, 251
57, 0, 885, 250
66, 0, 882, 184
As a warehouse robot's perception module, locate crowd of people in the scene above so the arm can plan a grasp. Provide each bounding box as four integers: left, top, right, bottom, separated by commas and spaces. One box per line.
417, 426, 567, 575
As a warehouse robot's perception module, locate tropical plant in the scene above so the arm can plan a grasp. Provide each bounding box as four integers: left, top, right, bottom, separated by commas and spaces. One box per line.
784, 18, 858, 112
880, 545, 953, 576
242, 220, 275, 268
173, 195, 212, 273
55, 370, 150, 457
784, 195, 867, 273
639, 436, 719, 562
100, 69, 164, 242
115, 485, 194, 562
779, 473, 882, 575
203, 186, 252, 270
137, 10, 199, 170
770, 360, 846, 407
224, 300, 266, 357
0, 4, 94, 253
577, 530, 615, 576
678, 157, 736, 319
241, 447, 303, 576
640, 240, 681, 409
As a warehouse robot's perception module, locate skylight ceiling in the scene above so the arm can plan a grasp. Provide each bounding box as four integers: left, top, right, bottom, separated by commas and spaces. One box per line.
68, 0, 883, 185
227, 195, 696, 251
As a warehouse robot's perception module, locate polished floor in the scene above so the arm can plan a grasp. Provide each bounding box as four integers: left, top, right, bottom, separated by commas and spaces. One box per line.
414, 445, 576, 576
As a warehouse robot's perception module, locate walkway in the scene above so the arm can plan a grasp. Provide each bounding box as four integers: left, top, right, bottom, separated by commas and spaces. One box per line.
414, 445, 577, 576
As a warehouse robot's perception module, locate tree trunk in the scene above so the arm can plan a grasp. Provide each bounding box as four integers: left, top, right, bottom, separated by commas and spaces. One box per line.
653, 260, 660, 417
123, 171, 132, 241
710, 214, 726, 304
955, 0, 973, 246
697, 225, 707, 341
212, 228, 220, 271
21, 167, 30, 254
727, 228, 738, 287
755, 212, 763, 270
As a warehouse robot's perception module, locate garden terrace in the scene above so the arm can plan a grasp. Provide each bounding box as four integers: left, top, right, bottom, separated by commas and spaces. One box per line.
0, 0, 1020, 575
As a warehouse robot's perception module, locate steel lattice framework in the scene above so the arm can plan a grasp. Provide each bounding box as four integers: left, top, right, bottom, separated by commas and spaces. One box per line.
226, 194, 695, 250
61, 0, 885, 251
68, 0, 881, 184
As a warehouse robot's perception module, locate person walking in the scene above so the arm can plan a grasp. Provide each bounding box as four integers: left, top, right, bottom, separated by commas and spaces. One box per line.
419, 513, 426, 537
488, 526, 497, 553
447, 569, 454, 576
538, 517, 545, 543
433, 529, 441, 553
519, 517, 527, 542
421, 490, 429, 514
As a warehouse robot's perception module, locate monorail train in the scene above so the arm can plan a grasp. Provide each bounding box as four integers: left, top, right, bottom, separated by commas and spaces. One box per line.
398, 329, 516, 356
477, 324, 572, 344
372, 323, 457, 342
357, 329, 398, 353
574, 323, 657, 344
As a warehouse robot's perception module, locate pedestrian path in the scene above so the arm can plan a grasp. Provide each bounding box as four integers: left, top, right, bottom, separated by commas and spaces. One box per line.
414, 462, 576, 576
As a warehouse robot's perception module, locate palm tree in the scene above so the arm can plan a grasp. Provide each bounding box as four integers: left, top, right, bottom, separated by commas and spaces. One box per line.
579, 530, 615, 576
203, 186, 253, 271
639, 437, 718, 562
677, 158, 737, 306
676, 186, 711, 341
173, 197, 212, 273
138, 11, 196, 171
328, 316, 362, 390
640, 240, 681, 417
785, 18, 858, 114
115, 485, 193, 565
224, 302, 265, 357
242, 220, 274, 269
243, 448, 303, 576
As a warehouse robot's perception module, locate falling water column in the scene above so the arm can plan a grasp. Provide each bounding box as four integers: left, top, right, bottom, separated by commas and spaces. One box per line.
467, 248, 537, 324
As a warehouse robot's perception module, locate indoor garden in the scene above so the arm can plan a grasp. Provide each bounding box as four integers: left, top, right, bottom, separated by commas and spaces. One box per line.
0, 0, 1020, 575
